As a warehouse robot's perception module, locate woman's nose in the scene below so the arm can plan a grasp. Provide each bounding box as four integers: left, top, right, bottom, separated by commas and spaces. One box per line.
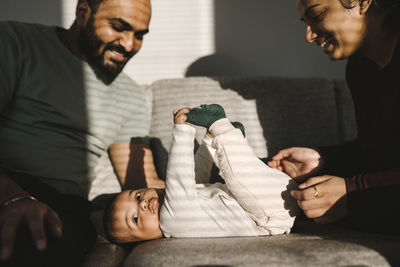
305, 25, 318, 43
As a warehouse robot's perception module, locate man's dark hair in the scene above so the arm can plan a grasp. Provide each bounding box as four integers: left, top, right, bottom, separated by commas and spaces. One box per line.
86, 0, 107, 14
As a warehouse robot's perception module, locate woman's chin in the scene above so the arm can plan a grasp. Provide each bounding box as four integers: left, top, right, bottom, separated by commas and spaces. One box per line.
326, 49, 346, 61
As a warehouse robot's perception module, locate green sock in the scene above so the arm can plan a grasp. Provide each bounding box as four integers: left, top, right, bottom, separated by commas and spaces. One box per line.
231, 121, 246, 137
186, 104, 226, 128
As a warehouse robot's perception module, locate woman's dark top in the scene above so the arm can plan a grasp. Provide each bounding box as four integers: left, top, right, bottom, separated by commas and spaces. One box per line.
318, 38, 400, 231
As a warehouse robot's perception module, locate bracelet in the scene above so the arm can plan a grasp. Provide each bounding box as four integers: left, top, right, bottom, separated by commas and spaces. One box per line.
1, 194, 38, 209
0, 192, 30, 207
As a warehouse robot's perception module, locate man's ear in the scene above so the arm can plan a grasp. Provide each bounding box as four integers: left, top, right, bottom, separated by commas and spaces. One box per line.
76, 0, 92, 26
359, 0, 373, 14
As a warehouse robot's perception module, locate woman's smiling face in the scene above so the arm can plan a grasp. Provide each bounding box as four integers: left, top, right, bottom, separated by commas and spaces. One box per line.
296, 0, 369, 60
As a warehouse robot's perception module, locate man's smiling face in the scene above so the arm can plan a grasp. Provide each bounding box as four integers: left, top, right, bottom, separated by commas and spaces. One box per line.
78, 0, 151, 84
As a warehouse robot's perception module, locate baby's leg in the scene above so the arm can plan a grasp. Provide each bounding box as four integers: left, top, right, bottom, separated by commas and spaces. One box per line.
194, 135, 216, 184
209, 119, 299, 235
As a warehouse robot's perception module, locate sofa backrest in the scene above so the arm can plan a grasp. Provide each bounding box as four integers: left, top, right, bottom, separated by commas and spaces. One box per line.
89, 76, 357, 197
148, 76, 357, 178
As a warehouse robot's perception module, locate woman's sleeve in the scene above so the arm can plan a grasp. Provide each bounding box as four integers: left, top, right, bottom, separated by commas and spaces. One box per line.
319, 142, 400, 229
317, 140, 364, 177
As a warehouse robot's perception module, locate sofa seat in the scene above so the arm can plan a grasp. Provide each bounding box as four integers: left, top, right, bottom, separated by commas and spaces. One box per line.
123, 217, 400, 267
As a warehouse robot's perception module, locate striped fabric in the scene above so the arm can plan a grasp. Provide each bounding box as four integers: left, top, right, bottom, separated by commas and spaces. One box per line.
160, 120, 298, 237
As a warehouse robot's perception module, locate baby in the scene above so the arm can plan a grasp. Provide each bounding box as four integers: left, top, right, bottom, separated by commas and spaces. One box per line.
104, 104, 299, 243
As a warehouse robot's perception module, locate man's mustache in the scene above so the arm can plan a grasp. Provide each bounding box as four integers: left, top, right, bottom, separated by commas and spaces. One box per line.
105, 44, 134, 59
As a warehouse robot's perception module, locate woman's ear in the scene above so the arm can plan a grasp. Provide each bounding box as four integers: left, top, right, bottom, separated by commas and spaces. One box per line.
75, 0, 92, 26
359, 0, 373, 14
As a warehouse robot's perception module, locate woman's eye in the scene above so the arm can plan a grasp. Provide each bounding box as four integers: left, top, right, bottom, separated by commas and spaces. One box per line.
133, 214, 138, 224
310, 11, 326, 22
135, 192, 141, 201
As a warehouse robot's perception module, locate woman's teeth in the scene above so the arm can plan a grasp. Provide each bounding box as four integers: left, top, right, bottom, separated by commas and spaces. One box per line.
321, 37, 331, 48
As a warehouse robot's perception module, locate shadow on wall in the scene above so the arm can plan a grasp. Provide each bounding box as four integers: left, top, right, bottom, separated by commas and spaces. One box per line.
1, 0, 62, 26
185, 0, 346, 79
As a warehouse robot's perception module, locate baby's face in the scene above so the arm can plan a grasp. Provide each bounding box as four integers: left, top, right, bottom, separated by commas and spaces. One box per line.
109, 188, 164, 243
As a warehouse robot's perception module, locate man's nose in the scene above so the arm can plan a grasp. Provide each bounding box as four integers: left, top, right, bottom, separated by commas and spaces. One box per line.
305, 25, 318, 43
119, 32, 139, 53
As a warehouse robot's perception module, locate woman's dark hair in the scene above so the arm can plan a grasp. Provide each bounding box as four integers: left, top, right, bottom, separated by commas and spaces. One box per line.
340, 0, 400, 28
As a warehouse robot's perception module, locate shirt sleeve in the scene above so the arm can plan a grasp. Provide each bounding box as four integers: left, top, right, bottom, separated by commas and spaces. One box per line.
112, 81, 151, 144
0, 22, 21, 112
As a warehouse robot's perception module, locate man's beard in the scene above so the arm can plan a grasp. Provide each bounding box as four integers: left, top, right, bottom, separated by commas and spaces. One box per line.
78, 17, 134, 85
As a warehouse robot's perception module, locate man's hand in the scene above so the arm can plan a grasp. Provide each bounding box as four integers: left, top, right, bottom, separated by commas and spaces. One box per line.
0, 199, 62, 260
290, 175, 348, 223
267, 147, 322, 182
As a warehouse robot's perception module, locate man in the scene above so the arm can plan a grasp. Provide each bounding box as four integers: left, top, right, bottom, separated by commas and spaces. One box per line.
0, 0, 159, 265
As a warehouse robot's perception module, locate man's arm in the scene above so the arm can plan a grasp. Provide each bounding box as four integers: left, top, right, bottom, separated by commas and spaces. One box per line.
108, 141, 165, 190
0, 169, 62, 260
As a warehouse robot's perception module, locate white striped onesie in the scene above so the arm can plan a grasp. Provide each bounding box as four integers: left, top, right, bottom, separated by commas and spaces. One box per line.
160, 118, 299, 238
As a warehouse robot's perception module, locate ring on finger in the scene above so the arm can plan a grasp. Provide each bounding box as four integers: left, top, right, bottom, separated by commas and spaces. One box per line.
313, 186, 320, 199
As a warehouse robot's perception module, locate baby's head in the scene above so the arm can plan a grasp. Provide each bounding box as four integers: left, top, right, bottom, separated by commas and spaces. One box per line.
104, 188, 165, 243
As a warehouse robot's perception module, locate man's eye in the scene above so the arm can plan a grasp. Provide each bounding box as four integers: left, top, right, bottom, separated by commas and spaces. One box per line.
133, 214, 138, 224
135, 33, 144, 41
111, 24, 123, 32
135, 192, 141, 201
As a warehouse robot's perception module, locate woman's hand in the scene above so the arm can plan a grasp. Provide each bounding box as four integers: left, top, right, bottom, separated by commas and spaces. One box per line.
291, 175, 348, 224
267, 147, 322, 182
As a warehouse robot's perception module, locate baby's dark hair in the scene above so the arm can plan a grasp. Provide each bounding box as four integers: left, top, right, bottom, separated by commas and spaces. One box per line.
102, 194, 119, 244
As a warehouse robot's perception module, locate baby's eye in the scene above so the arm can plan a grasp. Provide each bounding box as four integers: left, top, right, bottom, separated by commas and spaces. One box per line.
135, 192, 141, 201
133, 214, 138, 224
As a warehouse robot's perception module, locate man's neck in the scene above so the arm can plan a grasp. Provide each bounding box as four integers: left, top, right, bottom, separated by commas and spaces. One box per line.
57, 24, 87, 62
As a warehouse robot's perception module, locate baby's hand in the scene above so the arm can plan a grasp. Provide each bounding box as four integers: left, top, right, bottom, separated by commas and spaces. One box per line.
173, 107, 191, 124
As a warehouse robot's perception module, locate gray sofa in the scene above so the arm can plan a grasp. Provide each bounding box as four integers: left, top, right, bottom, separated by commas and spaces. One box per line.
83, 77, 400, 267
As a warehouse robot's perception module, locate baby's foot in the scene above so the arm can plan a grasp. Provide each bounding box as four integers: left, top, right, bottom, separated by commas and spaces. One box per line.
231, 121, 246, 137
186, 104, 226, 128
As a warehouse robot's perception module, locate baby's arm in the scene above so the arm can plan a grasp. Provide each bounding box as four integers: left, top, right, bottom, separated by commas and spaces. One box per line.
164, 108, 197, 199
160, 108, 208, 237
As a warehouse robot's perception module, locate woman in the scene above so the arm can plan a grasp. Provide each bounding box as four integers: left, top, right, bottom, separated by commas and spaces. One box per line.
268, 0, 400, 232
